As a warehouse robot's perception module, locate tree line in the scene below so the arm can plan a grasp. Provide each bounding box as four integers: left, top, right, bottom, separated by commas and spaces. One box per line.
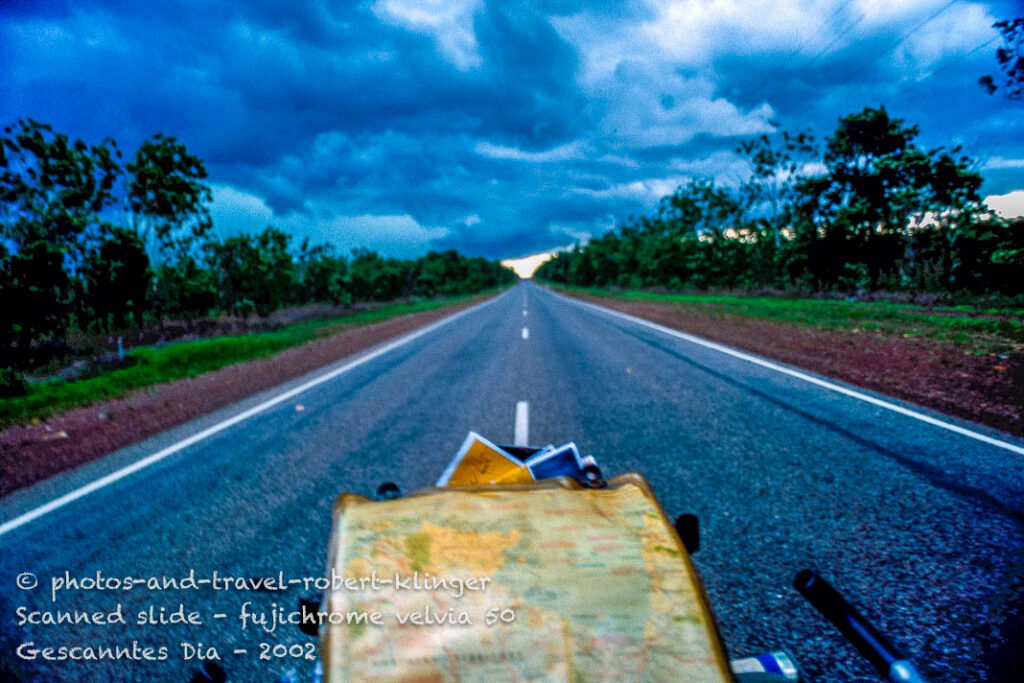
1, 119, 516, 378
536, 106, 1023, 298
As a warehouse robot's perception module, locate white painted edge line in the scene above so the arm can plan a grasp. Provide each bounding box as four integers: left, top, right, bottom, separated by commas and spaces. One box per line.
514, 401, 530, 447
560, 292, 1024, 458
521, 327, 529, 340
0, 293, 507, 538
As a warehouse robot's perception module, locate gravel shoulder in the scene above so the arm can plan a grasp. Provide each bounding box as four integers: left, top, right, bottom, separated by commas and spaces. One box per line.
565, 291, 1024, 437
0, 298, 484, 497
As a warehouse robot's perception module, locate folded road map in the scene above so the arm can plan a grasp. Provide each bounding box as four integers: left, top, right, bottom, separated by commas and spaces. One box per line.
323, 473, 731, 682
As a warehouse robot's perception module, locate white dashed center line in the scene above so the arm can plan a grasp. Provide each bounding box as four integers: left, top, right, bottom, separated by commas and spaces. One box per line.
514, 401, 529, 446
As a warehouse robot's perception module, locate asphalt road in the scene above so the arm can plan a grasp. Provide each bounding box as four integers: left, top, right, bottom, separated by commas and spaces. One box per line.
2, 282, 1023, 682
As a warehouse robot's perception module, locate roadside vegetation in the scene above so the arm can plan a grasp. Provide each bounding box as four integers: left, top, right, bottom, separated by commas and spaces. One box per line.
536, 106, 1024, 309
0, 119, 517, 399
554, 286, 1024, 355
0, 294, 488, 426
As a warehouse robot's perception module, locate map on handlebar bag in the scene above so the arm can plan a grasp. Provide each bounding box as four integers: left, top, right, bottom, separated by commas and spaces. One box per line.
322, 474, 731, 682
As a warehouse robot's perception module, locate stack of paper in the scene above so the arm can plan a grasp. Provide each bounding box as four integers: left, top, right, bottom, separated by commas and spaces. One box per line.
437, 431, 593, 486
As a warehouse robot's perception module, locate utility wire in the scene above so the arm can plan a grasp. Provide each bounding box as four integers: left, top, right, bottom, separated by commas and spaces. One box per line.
860, 0, 960, 72
893, 34, 1000, 97
793, 1, 995, 109
799, 0, 882, 72
788, 0, 860, 57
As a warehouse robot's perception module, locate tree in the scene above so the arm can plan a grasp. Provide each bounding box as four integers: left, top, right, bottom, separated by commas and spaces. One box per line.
948, 217, 1024, 294
81, 226, 153, 330
348, 249, 409, 301
536, 107, 998, 296
0, 117, 517, 381
127, 134, 213, 262
0, 240, 73, 367
0, 118, 121, 262
152, 257, 217, 322
207, 226, 296, 316
918, 150, 984, 289
1, 120, 120, 367
979, 18, 1023, 100
296, 238, 350, 305
737, 126, 818, 248
534, 250, 572, 283
785, 174, 840, 289
820, 107, 943, 287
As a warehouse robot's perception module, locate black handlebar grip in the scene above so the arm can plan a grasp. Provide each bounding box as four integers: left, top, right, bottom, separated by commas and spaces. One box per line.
793, 569, 904, 677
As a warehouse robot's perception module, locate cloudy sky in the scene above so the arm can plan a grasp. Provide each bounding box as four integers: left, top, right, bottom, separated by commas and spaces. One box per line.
2, 0, 1022, 260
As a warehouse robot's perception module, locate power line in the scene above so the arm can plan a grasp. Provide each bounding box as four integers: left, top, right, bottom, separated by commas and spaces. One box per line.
894, 34, 1000, 98
744, 0, 864, 103
792, 1, 997, 108
743, 1, 1000, 135
800, 0, 882, 72
860, 0, 960, 72
879, 31, 1007, 161
788, 0, 860, 57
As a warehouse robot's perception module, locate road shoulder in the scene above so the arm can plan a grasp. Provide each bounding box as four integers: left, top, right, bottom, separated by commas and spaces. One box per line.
557, 289, 1024, 437
0, 297, 491, 499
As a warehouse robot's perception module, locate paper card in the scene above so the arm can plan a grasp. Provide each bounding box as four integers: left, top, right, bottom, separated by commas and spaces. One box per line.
526, 442, 584, 481
437, 431, 533, 486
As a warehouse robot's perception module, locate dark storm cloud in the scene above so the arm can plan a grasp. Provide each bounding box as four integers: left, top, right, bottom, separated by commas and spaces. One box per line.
2, 1, 1022, 259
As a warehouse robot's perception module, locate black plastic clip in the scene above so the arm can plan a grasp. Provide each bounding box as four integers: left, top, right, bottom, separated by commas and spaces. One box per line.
375, 482, 401, 500
674, 513, 700, 554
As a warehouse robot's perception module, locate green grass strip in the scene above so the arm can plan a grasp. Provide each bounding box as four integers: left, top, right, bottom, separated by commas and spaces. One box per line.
1, 293, 490, 426
554, 285, 1024, 353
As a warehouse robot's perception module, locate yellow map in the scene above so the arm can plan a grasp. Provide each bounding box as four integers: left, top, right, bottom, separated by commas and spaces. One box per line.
440, 433, 533, 486
323, 475, 730, 682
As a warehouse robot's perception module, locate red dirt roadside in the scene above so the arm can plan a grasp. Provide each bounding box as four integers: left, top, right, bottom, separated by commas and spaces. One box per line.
569, 293, 1024, 438
0, 299, 483, 497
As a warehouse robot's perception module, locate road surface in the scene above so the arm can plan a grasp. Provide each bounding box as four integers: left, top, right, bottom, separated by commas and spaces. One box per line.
2, 282, 1022, 681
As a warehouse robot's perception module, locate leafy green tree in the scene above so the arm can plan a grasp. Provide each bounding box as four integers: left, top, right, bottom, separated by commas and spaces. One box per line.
784, 174, 840, 289
949, 217, 1024, 294
816, 106, 983, 289
0, 366, 28, 398
0, 119, 121, 262
127, 133, 212, 262
917, 150, 984, 289
0, 240, 73, 366
979, 19, 1023, 100
0, 120, 121, 368
413, 252, 446, 297
537, 108, 1000, 296
296, 238, 351, 305
0, 117, 516, 381
534, 250, 570, 283
207, 226, 296, 315
81, 226, 152, 330
737, 126, 818, 248
152, 257, 217, 321
348, 249, 409, 301
535, 250, 572, 283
